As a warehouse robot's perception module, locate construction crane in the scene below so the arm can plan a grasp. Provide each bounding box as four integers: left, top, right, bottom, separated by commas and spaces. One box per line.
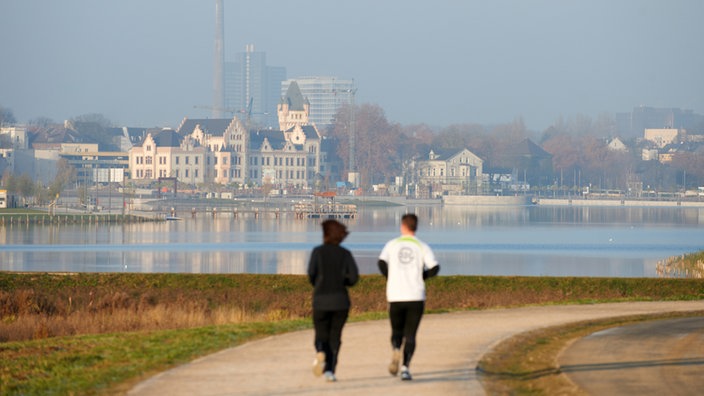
192, 105, 242, 117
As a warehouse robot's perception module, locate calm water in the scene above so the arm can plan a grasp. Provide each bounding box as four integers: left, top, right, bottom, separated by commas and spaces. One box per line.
1, 205, 703, 277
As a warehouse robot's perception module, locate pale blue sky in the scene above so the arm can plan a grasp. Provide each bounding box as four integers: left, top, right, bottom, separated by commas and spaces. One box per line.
1, 0, 702, 130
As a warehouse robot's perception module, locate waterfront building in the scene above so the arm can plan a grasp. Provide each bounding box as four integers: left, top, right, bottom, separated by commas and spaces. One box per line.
128, 82, 322, 190
416, 148, 484, 197
129, 129, 207, 185
176, 118, 248, 185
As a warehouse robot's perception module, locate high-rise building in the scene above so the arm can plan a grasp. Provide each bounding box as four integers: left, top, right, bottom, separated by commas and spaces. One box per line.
213, 0, 225, 118
281, 77, 355, 130
224, 45, 286, 129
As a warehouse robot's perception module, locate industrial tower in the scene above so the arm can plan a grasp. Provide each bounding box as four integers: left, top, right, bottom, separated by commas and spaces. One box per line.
213, 0, 225, 118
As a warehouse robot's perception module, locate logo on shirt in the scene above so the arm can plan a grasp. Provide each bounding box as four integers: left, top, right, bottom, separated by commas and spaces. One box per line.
398, 247, 415, 265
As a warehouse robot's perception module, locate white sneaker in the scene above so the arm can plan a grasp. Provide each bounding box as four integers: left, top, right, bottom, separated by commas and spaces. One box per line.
400, 366, 412, 381
312, 352, 325, 377
324, 371, 337, 382
388, 348, 401, 376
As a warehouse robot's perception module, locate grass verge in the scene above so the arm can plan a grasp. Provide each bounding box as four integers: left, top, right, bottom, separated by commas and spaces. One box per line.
1, 272, 703, 394
476, 310, 704, 395
0, 319, 311, 395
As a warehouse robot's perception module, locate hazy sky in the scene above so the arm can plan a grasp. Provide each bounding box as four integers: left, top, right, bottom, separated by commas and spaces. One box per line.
1, 0, 702, 130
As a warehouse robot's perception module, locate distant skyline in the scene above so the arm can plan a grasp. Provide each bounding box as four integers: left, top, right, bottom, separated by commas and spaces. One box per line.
1, 0, 702, 131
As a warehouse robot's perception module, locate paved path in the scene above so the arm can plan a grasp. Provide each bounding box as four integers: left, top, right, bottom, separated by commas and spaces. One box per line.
559, 316, 704, 395
128, 301, 703, 396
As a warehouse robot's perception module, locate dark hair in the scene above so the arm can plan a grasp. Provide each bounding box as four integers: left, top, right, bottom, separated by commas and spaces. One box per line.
322, 220, 349, 245
401, 213, 418, 232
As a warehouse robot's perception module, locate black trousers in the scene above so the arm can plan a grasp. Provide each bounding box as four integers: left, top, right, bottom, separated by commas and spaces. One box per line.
389, 301, 425, 367
313, 309, 349, 373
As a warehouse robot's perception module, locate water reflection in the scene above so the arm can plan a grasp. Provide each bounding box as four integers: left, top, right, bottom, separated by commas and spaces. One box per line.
0, 206, 702, 277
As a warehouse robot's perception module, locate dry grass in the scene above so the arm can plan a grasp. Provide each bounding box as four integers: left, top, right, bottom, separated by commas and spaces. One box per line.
657, 251, 704, 278
1, 272, 703, 342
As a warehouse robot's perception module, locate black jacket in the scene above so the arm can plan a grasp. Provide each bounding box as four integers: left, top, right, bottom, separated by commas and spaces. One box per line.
308, 244, 359, 311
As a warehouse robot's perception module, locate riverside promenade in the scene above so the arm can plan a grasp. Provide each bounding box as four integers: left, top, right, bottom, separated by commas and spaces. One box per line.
128, 301, 703, 395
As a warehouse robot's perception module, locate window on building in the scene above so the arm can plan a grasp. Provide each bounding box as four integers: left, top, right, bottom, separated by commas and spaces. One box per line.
175, 156, 179, 165
195, 157, 199, 165
146, 156, 152, 165
214, 170, 218, 178
145, 170, 152, 178
147, 145, 152, 151
195, 170, 199, 178
185, 169, 189, 177
224, 157, 228, 165
214, 157, 218, 165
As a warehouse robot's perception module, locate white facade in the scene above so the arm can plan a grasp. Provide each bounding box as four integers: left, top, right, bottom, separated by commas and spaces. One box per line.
644, 128, 679, 148
416, 148, 484, 197
0, 126, 28, 149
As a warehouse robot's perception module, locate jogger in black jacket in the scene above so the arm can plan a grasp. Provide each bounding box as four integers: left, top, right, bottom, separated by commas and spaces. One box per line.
307, 220, 359, 382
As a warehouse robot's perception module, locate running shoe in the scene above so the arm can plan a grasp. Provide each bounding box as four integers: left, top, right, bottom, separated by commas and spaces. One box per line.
388, 348, 401, 376
400, 366, 412, 381
324, 371, 337, 382
312, 352, 325, 377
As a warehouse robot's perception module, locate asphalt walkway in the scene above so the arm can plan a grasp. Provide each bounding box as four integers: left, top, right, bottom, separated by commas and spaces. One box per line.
559, 316, 704, 395
128, 301, 703, 396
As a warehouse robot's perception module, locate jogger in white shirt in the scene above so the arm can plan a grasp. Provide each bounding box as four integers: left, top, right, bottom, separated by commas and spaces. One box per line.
378, 213, 440, 381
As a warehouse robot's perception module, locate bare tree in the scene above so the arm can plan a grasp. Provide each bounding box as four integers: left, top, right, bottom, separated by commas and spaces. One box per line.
330, 104, 402, 187
0, 106, 16, 127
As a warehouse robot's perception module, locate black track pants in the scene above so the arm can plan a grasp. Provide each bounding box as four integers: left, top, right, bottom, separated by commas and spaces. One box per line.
389, 301, 425, 367
313, 309, 349, 373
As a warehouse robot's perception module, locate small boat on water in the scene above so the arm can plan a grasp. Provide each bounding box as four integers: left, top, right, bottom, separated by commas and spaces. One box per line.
165, 215, 182, 221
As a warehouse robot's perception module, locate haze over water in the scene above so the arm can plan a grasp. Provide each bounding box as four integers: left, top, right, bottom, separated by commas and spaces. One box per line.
1, 206, 702, 277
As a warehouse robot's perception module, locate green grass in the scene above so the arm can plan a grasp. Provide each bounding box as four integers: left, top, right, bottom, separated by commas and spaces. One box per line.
0, 319, 311, 395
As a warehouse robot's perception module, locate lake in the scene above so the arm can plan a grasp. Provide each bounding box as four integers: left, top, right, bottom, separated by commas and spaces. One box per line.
1, 205, 703, 277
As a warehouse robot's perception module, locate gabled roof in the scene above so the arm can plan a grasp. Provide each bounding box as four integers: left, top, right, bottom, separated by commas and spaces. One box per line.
250, 130, 287, 150
427, 148, 464, 161
281, 81, 308, 111
178, 118, 233, 136
504, 138, 551, 158
31, 126, 91, 146
152, 130, 182, 147
284, 125, 321, 140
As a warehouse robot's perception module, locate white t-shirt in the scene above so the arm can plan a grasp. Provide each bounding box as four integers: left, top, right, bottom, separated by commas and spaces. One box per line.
379, 235, 438, 302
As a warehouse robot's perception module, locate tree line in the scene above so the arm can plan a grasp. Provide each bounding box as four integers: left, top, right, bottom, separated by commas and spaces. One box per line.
327, 105, 704, 193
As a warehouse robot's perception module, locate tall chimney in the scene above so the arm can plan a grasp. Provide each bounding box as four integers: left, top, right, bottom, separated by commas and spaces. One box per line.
213, 0, 225, 118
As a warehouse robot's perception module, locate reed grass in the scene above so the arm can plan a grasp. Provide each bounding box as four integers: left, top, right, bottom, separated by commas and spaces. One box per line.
2, 273, 703, 342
